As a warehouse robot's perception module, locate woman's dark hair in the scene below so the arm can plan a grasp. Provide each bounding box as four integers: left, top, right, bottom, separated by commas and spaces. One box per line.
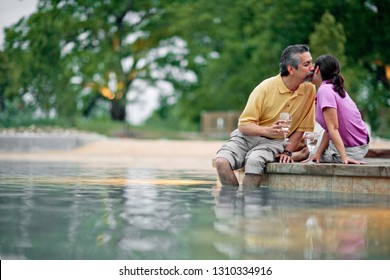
279, 44, 310, 76
314, 54, 346, 98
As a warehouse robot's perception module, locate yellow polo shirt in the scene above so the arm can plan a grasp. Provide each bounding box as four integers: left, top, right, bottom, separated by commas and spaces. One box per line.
238, 74, 316, 138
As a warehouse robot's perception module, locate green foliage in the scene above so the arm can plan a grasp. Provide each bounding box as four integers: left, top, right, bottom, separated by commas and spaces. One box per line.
2, 0, 187, 122
0, 0, 389, 137
164, 0, 390, 137
73, 118, 127, 136
73, 117, 199, 139
309, 11, 346, 64
0, 99, 70, 128
145, 102, 199, 132
308, 9, 388, 133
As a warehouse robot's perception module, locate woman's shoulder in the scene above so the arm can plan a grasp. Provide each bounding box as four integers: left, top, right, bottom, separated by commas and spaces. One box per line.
320, 81, 334, 88
318, 82, 336, 94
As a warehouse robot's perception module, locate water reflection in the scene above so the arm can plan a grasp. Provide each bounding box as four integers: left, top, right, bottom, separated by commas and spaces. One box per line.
0, 161, 389, 260
213, 185, 389, 259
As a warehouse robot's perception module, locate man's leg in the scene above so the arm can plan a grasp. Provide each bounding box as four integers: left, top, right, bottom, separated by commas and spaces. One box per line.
215, 157, 239, 186
243, 140, 283, 187
242, 174, 262, 187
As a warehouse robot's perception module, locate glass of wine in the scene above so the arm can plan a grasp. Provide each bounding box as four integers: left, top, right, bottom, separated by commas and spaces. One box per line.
305, 132, 319, 162
279, 112, 292, 144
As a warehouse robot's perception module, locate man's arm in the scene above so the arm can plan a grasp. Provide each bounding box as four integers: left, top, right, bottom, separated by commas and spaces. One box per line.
239, 121, 287, 138
277, 131, 305, 163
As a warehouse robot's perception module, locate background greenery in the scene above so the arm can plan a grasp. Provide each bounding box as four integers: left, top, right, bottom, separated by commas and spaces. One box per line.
1, 0, 389, 138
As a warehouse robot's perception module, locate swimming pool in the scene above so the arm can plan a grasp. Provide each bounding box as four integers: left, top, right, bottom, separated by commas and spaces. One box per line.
1, 160, 389, 260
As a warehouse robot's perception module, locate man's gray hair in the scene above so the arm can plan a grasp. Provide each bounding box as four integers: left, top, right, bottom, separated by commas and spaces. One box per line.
279, 44, 310, 76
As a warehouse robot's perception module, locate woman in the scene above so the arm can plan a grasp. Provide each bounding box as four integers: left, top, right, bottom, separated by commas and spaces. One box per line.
308, 54, 369, 164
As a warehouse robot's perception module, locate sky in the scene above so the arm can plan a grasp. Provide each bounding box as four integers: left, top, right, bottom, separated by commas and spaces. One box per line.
0, 0, 39, 48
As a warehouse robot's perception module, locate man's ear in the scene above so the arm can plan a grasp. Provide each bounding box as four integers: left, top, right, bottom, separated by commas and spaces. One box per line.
287, 65, 295, 75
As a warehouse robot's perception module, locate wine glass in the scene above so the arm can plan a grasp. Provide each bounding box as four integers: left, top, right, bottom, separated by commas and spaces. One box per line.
279, 112, 292, 144
305, 132, 319, 162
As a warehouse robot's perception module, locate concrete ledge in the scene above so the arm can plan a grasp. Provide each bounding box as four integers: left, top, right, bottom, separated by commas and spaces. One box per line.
213, 157, 390, 195
266, 161, 390, 178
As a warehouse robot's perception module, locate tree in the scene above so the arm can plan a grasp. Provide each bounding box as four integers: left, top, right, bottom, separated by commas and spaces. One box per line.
316, 0, 390, 133
163, 0, 390, 135
309, 11, 346, 64
308, 10, 361, 95
1, 0, 389, 136
2, 0, 189, 122
163, 0, 319, 126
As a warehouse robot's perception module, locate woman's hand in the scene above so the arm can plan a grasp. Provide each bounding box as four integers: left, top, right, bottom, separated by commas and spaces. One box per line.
302, 153, 320, 163
342, 157, 366, 165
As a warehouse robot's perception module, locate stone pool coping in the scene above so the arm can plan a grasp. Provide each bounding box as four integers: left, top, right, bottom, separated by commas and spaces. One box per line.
261, 159, 389, 195
213, 158, 390, 195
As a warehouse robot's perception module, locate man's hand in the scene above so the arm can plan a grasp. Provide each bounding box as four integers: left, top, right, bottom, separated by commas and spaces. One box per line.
276, 151, 294, 163
271, 120, 290, 137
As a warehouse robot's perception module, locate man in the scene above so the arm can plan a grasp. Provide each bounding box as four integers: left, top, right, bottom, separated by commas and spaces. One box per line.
215, 44, 316, 187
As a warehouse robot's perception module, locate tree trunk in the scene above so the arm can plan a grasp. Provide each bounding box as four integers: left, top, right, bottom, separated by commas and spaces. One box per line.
110, 99, 126, 121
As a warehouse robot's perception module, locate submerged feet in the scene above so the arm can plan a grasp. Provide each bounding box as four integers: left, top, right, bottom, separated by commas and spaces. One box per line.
215, 157, 239, 186
242, 173, 262, 188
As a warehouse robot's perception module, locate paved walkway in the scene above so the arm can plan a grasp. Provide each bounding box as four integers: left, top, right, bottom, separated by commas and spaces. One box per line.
0, 138, 225, 170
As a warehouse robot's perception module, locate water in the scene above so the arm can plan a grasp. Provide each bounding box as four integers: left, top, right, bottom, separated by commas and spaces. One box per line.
1, 160, 389, 260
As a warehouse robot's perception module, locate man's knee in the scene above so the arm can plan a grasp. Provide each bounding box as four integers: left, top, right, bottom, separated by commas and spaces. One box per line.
245, 156, 266, 175
215, 157, 231, 170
